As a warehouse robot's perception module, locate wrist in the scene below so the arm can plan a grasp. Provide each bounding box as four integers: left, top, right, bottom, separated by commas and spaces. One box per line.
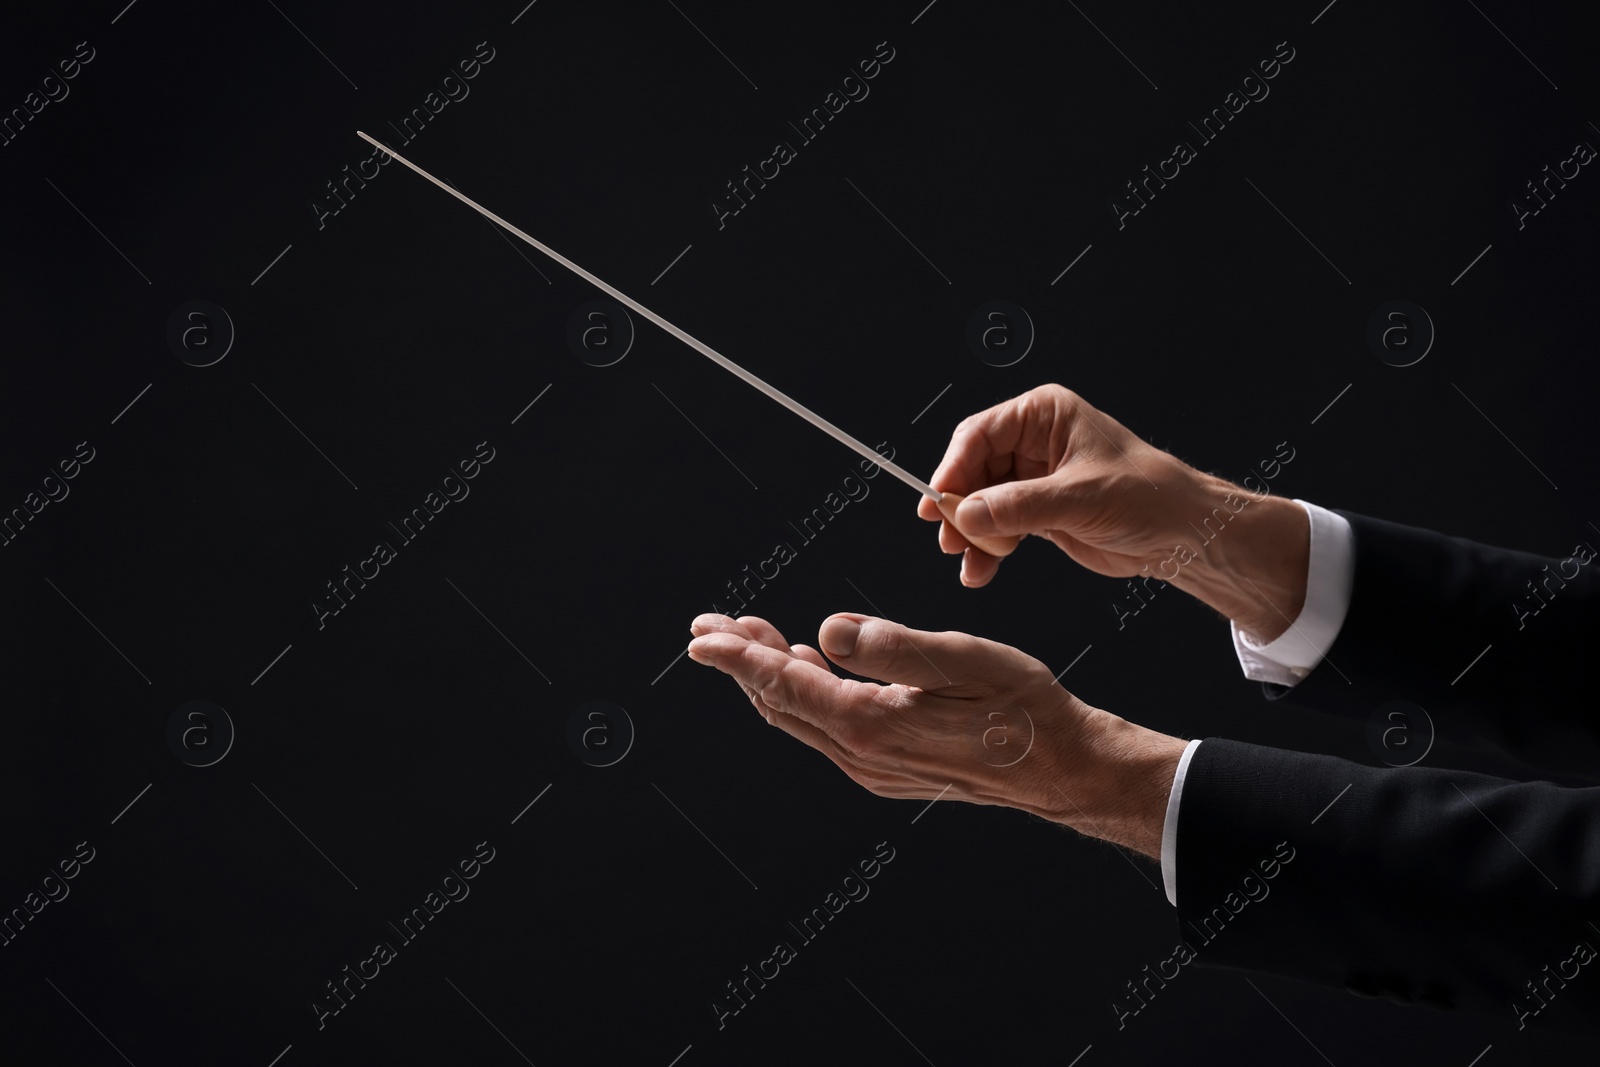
1164, 480, 1309, 642
1038, 713, 1185, 862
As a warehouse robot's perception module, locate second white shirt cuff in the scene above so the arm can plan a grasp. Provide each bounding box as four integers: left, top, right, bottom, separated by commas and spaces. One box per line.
1229, 499, 1354, 688
1160, 737, 1203, 906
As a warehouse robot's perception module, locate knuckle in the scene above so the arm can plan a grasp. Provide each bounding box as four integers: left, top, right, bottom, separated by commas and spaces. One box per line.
744, 648, 784, 703
861, 622, 904, 662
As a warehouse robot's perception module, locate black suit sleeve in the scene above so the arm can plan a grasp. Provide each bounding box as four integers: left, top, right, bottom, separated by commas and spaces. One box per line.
1166, 512, 1600, 1030
1173, 737, 1600, 1034
1263, 509, 1600, 777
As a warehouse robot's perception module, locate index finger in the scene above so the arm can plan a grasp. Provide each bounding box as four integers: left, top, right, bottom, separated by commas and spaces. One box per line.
916, 386, 1074, 521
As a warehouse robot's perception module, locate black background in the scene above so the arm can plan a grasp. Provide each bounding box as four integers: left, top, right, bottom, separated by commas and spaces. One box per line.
1, 1, 1595, 1064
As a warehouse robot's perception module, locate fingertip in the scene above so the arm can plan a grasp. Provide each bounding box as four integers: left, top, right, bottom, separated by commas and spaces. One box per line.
688, 630, 745, 660
790, 642, 829, 671
938, 519, 971, 556
818, 618, 857, 658
818, 611, 878, 660
823, 610, 872, 622
960, 548, 999, 588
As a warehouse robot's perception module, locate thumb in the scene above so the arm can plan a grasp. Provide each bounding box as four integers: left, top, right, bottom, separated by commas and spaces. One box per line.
955, 476, 1070, 537
818, 613, 1018, 690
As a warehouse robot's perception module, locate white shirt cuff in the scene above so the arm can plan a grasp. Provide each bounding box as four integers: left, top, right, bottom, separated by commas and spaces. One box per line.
1229, 499, 1354, 687
1160, 737, 1202, 906
1163, 502, 1352, 906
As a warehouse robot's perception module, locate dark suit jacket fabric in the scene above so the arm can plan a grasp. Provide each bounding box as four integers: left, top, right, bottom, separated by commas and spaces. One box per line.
1174, 511, 1600, 1033
1264, 509, 1600, 776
